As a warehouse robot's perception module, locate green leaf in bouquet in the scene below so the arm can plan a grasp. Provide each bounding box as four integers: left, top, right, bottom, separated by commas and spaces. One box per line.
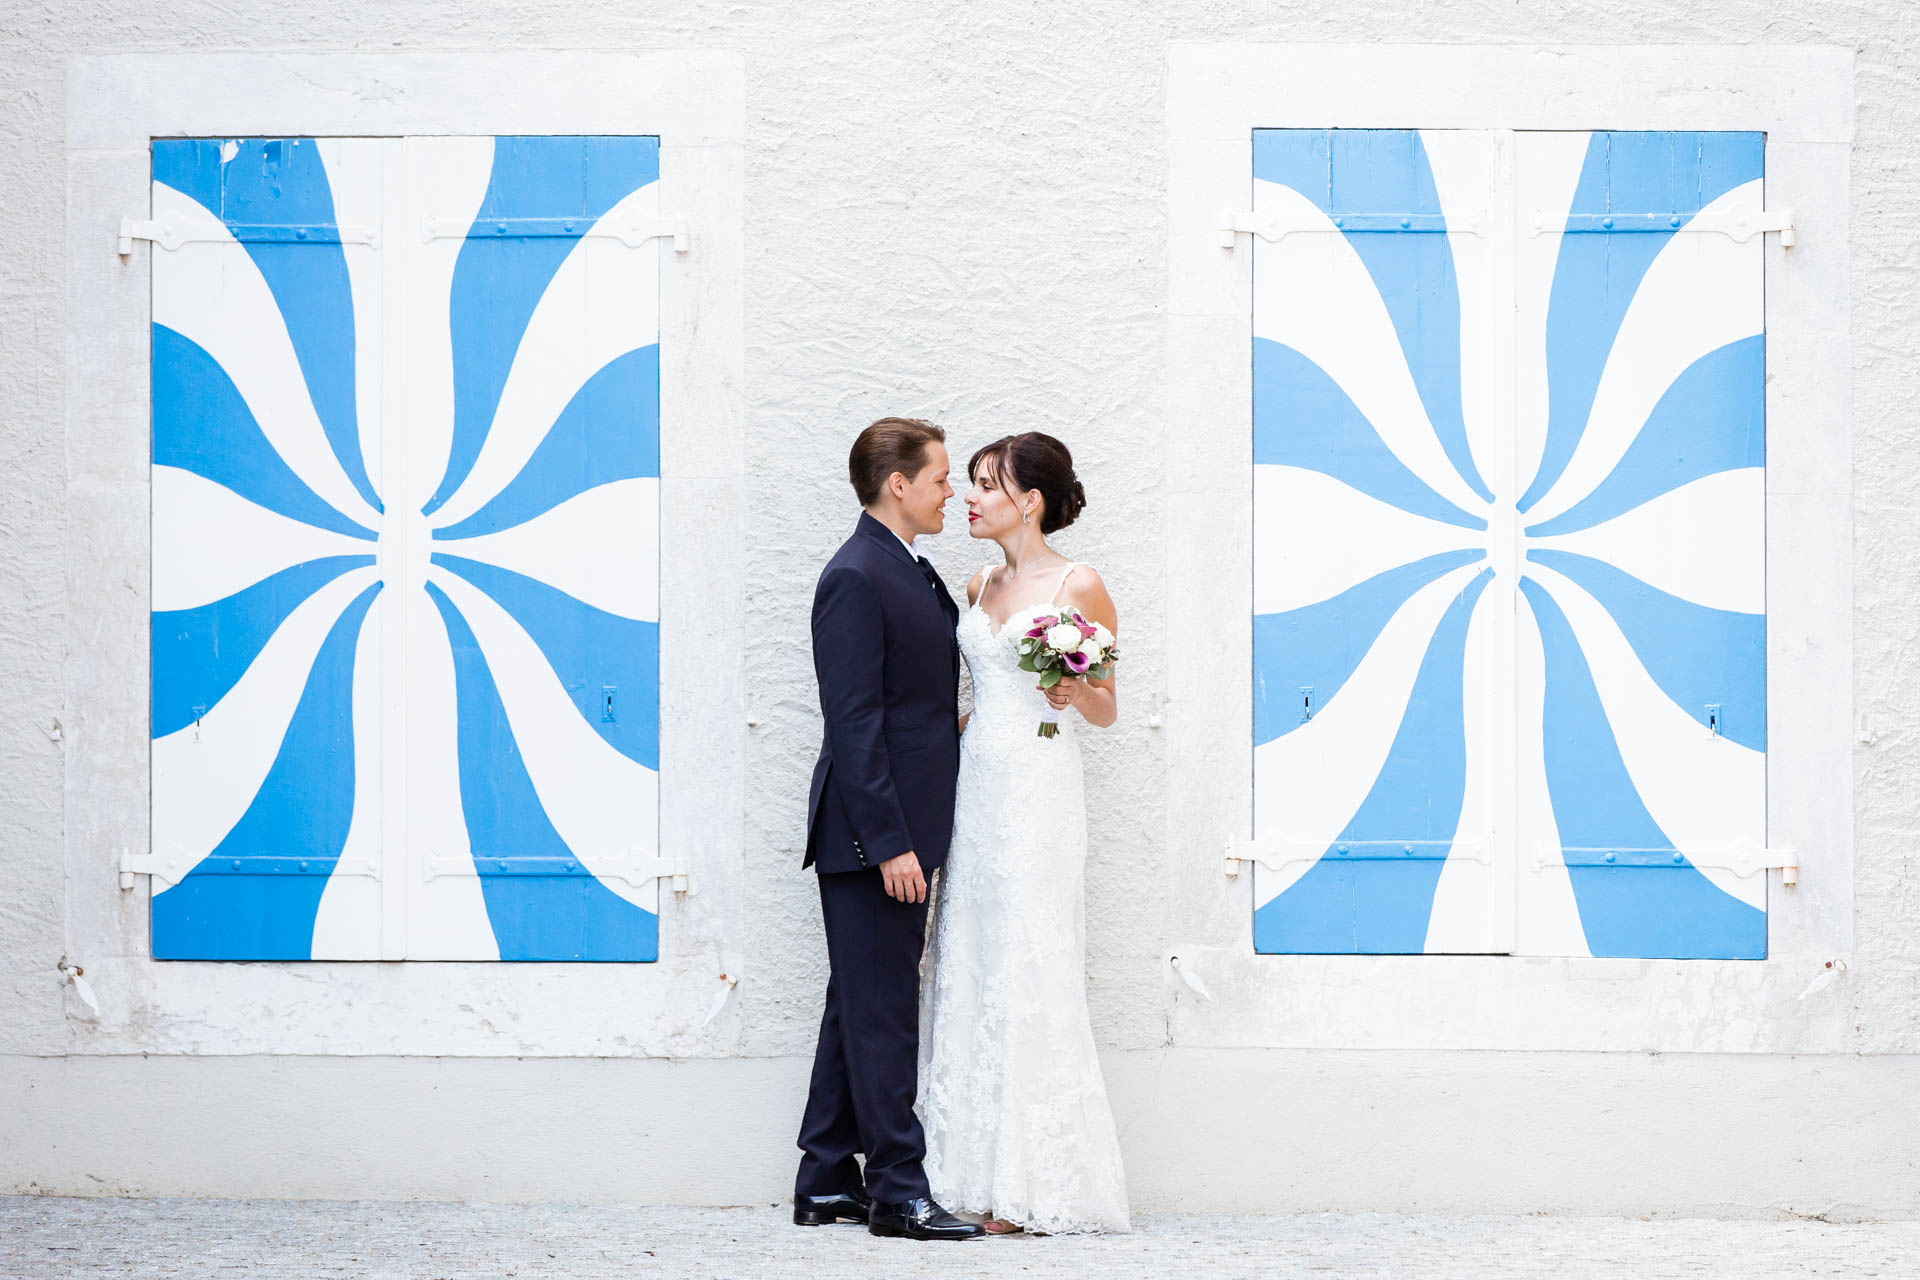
1039, 668, 1064, 688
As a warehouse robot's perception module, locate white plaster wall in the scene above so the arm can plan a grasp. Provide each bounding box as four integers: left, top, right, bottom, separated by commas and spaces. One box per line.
2, 0, 1919, 1213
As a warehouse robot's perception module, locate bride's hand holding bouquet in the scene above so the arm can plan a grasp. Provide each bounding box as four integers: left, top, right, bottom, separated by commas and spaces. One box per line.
1010, 604, 1118, 738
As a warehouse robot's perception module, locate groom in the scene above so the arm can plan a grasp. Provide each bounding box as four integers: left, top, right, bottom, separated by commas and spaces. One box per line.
793, 418, 983, 1242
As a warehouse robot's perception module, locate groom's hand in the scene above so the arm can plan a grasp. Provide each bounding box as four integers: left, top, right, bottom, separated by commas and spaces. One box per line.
880, 850, 926, 904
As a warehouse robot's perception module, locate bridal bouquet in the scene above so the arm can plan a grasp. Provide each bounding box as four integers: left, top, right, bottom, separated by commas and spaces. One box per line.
1010, 605, 1118, 738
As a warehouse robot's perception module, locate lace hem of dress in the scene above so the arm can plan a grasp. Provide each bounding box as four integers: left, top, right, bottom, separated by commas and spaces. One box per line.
915, 593, 1131, 1236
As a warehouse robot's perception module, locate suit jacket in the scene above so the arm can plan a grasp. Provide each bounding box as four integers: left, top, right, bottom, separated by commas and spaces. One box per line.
804, 511, 962, 874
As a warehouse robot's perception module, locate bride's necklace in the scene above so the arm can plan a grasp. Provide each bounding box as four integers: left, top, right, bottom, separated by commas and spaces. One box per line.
980, 556, 1072, 635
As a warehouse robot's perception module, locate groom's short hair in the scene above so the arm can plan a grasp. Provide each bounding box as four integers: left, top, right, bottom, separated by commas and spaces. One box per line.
849, 417, 946, 507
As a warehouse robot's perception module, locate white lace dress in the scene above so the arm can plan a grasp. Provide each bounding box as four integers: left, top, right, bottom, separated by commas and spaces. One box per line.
916, 563, 1131, 1234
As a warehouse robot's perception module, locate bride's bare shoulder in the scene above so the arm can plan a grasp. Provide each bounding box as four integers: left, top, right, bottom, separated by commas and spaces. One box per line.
1062, 561, 1110, 593
1064, 561, 1107, 588
1060, 562, 1117, 628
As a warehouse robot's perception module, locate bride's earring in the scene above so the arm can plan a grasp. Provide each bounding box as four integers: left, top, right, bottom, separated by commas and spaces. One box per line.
1023, 506, 1032, 525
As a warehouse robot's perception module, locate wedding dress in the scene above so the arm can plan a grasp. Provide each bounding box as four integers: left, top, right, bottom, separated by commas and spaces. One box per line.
916, 561, 1131, 1234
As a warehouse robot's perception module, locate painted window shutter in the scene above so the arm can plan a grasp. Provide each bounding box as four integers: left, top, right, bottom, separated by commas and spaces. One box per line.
1251, 129, 1767, 959
150, 136, 662, 962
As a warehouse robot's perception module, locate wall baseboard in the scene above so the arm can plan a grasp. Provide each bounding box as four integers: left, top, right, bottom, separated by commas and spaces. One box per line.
5, 1049, 1915, 1219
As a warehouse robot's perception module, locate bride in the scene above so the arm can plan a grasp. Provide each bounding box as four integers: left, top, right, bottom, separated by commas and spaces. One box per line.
916, 431, 1131, 1235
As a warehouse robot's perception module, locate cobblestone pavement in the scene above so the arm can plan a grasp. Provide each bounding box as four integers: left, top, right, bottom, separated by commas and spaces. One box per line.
3, 1197, 1915, 1278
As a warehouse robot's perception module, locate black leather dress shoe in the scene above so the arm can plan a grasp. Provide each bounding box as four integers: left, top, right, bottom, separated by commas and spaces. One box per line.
792, 1191, 871, 1226
867, 1197, 985, 1240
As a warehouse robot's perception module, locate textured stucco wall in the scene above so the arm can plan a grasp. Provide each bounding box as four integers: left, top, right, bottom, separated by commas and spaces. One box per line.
3, 0, 1920, 1208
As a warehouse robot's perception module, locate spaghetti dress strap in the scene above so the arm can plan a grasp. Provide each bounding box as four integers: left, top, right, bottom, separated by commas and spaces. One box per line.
1047, 561, 1079, 604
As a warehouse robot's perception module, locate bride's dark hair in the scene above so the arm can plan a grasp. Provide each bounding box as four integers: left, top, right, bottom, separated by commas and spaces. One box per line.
967, 432, 1086, 535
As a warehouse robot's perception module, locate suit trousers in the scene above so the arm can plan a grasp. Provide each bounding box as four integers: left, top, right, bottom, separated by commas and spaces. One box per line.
794, 865, 932, 1205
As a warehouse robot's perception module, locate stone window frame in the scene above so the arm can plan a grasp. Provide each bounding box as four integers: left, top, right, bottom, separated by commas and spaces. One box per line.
63, 52, 745, 1055
1164, 43, 1856, 1052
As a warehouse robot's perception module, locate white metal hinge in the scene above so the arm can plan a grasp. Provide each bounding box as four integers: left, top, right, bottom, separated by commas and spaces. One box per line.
118, 215, 378, 257
1220, 209, 1487, 248
117, 213, 690, 256
122, 846, 689, 893
422, 850, 692, 895
117, 848, 150, 889
1225, 834, 1798, 886
1529, 207, 1796, 246
1531, 845, 1798, 886
1220, 207, 1796, 249
419, 215, 690, 252
625, 853, 694, 895
118, 847, 380, 890
1223, 831, 1493, 877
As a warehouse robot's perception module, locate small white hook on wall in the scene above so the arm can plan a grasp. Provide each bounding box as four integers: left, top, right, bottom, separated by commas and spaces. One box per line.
57, 957, 100, 1020
1164, 951, 1215, 1002
1797, 957, 1849, 1002
700, 967, 741, 1029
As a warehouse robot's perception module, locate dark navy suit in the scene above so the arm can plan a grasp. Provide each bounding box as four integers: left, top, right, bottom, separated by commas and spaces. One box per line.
795, 511, 961, 1206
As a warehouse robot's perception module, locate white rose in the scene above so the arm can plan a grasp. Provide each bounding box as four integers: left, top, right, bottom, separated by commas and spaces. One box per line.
1076, 633, 1104, 659
1045, 622, 1083, 652
1091, 622, 1114, 648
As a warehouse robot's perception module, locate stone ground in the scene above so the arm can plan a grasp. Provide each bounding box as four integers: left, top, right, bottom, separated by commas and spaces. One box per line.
3, 1198, 1917, 1278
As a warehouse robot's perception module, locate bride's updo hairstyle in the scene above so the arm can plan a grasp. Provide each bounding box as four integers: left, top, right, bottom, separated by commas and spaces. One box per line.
967, 432, 1087, 535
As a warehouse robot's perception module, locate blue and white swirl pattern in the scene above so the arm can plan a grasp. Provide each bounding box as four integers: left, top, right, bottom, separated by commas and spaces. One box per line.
150, 136, 661, 961
1251, 130, 1767, 959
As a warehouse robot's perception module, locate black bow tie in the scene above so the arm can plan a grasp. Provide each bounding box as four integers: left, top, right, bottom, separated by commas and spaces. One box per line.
915, 555, 942, 593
